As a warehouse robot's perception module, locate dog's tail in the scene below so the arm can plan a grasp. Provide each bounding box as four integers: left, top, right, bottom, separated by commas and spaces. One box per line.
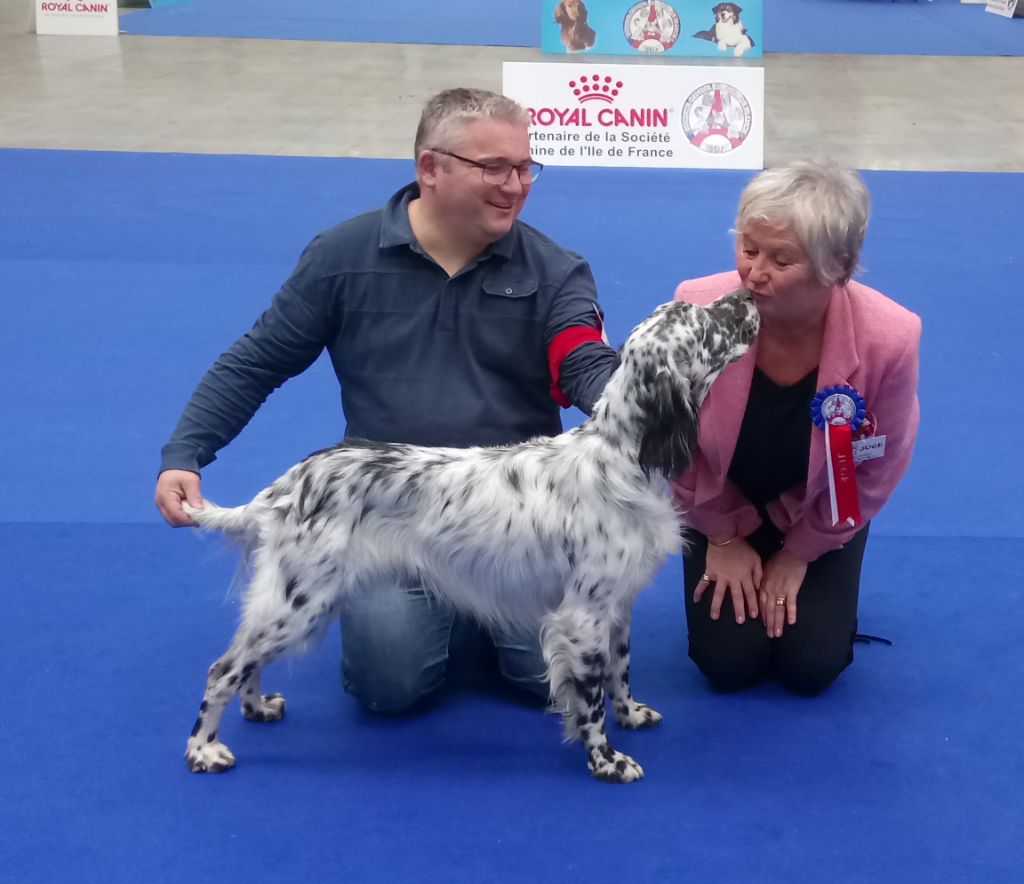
183, 500, 255, 540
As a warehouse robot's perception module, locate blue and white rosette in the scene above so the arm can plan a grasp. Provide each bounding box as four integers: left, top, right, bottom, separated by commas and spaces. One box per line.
810, 385, 866, 527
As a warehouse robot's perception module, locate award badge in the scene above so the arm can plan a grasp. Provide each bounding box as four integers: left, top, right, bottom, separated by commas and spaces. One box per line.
810, 385, 866, 527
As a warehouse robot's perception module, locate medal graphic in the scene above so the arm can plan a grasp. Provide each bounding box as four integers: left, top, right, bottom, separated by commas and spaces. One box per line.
624, 1, 681, 53
681, 83, 752, 154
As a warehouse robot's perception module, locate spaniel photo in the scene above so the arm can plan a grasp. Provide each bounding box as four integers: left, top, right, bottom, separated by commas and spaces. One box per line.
693, 2, 755, 56
183, 290, 759, 783
554, 0, 597, 52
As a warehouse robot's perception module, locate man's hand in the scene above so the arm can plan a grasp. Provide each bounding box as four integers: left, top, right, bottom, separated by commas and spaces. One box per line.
155, 469, 203, 527
694, 537, 763, 624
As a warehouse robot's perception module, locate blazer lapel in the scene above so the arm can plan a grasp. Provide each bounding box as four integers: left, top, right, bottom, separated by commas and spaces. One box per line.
693, 339, 757, 504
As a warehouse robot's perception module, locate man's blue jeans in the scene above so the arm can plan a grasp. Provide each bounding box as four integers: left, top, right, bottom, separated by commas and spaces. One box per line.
340, 580, 549, 712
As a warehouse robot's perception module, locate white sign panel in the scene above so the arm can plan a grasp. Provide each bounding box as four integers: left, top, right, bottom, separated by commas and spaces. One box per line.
985, 0, 1020, 16
503, 61, 764, 170
36, 1, 119, 36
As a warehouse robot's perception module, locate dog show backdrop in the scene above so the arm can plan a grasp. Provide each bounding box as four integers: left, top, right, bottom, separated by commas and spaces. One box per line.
542, 0, 763, 60
503, 61, 764, 170
35, 0, 118, 35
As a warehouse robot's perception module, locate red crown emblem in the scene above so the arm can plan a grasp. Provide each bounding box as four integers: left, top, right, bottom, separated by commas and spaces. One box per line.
568, 74, 624, 104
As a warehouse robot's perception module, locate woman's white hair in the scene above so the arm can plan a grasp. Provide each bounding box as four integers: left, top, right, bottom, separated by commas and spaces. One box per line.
413, 88, 530, 158
735, 159, 871, 287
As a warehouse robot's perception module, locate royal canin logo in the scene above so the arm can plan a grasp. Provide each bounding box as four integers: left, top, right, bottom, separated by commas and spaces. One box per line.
570, 75, 623, 103
528, 75, 669, 128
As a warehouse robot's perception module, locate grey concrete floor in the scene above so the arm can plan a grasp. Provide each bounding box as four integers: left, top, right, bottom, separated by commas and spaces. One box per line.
1, 4, 1022, 171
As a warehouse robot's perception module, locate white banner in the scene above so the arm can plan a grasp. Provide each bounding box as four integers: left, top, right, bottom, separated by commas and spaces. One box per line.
985, 0, 1021, 16
503, 61, 764, 170
36, 0, 119, 36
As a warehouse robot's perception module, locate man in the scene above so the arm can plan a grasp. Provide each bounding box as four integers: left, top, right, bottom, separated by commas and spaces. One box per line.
156, 88, 618, 712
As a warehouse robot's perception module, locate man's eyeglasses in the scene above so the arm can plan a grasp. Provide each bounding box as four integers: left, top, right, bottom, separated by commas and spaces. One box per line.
430, 148, 544, 186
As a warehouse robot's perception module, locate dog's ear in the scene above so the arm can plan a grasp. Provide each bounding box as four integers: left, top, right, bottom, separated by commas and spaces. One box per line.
636, 366, 698, 480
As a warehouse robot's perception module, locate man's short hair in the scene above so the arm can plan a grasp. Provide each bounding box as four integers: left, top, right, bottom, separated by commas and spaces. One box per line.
414, 88, 530, 158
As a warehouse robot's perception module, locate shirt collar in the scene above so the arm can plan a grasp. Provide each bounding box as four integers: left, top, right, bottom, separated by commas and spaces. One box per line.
378, 182, 517, 261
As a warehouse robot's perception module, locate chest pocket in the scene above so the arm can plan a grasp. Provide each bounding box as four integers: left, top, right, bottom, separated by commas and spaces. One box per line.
479, 277, 540, 317
472, 277, 545, 375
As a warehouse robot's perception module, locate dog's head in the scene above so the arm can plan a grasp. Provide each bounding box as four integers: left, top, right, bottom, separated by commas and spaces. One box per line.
555, 0, 589, 28
713, 2, 741, 23
623, 289, 759, 478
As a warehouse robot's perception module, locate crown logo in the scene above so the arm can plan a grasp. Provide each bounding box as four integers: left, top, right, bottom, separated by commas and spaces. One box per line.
568, 74, 624, 104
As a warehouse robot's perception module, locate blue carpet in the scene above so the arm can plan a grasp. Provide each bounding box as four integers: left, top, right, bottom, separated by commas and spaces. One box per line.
1, 524, 1021, 882
2, 148, 1022, 536
2, 148, 1023, 878
118, 0, 1024, 56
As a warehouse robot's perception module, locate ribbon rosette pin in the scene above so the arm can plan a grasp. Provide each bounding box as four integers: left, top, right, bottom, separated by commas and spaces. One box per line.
810, 385, 867, 527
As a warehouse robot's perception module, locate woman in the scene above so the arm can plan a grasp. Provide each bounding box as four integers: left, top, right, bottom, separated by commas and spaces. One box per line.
673, 160, 921, 696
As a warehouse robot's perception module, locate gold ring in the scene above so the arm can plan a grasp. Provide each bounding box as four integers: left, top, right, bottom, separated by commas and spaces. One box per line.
775, 597, 786, 606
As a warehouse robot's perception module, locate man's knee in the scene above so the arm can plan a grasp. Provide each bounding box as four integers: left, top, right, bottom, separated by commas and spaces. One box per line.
339, 584, 452, 712
342, 661, 442, 713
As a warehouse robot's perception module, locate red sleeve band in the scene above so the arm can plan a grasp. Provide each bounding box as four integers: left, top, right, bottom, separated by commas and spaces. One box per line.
547, 325, 606, 408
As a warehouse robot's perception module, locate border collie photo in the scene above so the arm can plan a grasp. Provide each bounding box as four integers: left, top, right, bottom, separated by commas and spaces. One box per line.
694, 3, 754, 56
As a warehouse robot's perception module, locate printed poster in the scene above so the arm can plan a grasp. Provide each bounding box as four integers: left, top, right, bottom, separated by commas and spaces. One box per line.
503, 61, 764, 170
542, 0, 763, 60
36, 0, 118, 35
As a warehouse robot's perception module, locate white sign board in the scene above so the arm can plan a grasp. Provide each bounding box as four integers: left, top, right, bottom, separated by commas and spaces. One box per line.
985, 0, 1021, 16
36, 1, 119, 36
503, 61, 764, 170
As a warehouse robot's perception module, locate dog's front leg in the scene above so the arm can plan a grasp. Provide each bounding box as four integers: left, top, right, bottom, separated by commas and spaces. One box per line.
607, 613, 662, 730
543, 602, 645, 783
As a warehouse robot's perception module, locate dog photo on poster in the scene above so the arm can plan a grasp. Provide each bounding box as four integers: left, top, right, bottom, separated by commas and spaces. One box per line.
543, 0, 764, 59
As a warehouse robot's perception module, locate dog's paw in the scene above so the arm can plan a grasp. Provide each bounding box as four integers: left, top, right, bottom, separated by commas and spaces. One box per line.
614, 700, 663, 730
243, 693, 286, 723
186, 737, 237, 773
588, 747, 644, 784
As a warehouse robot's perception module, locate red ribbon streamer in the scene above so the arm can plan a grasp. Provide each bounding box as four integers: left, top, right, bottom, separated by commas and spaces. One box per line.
824, 422, 862, 527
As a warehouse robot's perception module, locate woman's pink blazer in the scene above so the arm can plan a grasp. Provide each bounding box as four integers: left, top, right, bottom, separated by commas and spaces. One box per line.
672, 271, 922, 562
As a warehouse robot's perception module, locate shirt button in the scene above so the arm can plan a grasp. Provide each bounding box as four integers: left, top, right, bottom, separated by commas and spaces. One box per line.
505, 288, 513, 294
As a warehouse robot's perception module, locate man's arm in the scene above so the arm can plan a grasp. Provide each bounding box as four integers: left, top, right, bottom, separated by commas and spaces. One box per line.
545, 261, 619, 415
156, 238, 338, 525
160, 238, 337, 475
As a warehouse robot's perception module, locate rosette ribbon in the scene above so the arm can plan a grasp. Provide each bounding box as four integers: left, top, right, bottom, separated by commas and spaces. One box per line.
810, 385, 866, 527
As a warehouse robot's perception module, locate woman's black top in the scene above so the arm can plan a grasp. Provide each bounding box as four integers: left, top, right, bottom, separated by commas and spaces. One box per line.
727, 367, 818, 516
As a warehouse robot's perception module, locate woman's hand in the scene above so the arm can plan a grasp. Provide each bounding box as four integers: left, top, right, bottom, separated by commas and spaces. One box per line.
759, 548, 808, 638
694, 537, 763, 624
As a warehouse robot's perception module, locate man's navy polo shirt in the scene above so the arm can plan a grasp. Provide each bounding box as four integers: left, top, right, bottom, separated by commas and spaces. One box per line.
161, 183, 616, 474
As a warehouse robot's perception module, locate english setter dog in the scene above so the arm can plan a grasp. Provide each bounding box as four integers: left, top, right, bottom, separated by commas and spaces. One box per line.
184, 289, 758, 783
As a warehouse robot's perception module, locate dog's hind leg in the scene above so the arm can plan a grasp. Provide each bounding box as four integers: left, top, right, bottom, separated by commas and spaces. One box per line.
239, 668, 285, 723
185, 639, 267, 773
542, 600, 644, 784
607, 604, 662, 730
